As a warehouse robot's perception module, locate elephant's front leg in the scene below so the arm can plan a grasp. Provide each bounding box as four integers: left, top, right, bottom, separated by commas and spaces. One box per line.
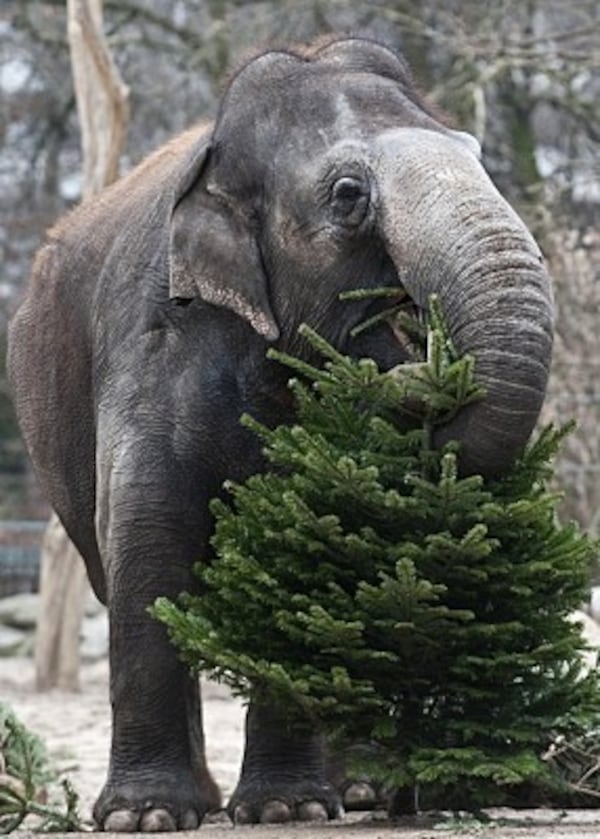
93, 480, 220, 830
229, 701, 341, 824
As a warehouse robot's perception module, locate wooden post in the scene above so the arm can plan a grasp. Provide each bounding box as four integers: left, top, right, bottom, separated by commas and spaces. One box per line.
34, 514, 89, 691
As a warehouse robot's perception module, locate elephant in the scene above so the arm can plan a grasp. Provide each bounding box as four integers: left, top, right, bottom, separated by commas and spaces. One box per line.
8, 35, 553, 831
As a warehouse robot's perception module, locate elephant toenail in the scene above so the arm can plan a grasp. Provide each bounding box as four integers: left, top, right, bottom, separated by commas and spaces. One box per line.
103, 809, 139, 832
180, 808, 200, 829
140, 808, 177, 831
233, 804, 254, 824
297, 801, 329, 821
260, 800, 292, 823
344, 781, 377, 810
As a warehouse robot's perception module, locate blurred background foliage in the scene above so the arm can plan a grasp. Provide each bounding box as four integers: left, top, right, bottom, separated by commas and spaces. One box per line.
0, 0, 598, 535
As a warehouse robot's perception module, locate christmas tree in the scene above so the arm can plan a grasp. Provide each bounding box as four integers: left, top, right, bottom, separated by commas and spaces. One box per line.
154, 295, 600, 811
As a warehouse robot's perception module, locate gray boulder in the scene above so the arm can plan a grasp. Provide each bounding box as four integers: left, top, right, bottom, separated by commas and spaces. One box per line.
0, 593, 39, 630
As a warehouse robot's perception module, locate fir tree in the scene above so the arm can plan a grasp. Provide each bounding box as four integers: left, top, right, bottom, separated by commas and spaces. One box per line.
0, 703, 82, 833
154, 295, 600, 811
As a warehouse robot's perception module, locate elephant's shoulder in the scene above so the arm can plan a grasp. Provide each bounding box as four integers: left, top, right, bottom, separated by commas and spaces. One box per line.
50, 122, 213, 250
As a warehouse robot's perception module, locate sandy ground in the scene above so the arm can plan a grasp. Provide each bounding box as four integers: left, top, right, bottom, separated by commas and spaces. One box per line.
4, 653, 600, 838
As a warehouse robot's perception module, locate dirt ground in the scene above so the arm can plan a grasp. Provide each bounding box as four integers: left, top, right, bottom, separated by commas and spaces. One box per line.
4, 655, 600, 838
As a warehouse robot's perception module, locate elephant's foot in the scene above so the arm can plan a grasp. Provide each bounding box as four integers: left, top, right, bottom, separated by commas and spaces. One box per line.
93, 766, 221, 832
228, 779, 341, 825
327, 748, 388, 812
342, 780, 379, 810
232, 701, 341, 823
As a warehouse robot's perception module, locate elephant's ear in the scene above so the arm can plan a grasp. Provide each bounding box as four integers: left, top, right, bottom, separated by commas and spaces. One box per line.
168, 137, 279, 341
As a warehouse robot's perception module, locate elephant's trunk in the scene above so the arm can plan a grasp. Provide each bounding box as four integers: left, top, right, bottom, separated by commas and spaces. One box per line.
376, 129, 554, 477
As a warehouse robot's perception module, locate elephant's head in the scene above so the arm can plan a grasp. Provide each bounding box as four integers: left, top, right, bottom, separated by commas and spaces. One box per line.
169, 37, 553, 477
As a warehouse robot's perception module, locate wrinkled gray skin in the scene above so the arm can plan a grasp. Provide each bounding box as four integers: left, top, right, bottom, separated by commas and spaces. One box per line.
8, 37, 553, 831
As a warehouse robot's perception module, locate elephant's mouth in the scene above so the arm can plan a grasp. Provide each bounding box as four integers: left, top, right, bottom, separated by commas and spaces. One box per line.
388, 300, 426, 362
343, 287, 426, 368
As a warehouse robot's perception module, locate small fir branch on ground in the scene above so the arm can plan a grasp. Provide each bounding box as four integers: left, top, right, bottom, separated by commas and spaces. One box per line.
0, 704, 82, 834
154, 294, 600, 811
543, 730, 600, 805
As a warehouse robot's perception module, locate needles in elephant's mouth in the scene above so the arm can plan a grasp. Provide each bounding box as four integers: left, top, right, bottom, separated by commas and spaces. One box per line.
340, 285, 427, 360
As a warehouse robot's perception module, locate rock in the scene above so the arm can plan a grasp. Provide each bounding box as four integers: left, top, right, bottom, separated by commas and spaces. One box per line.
0, 625, 27, 656
570, 610, 600, 671
589, 586, 600, 622
80, 611, 109, 661
0, 593, 40, 630
84, 589, 106, 618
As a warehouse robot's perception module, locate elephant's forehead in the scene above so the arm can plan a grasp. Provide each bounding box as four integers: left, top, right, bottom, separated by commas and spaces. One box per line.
210, 67, 446, 197
326, 83, 442, 140
216, 67, 436, 149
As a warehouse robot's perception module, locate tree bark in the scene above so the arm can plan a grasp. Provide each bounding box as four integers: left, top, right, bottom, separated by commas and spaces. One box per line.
34, 514, 89, 691
67, 0, 130, 198
34, 0, 129, 692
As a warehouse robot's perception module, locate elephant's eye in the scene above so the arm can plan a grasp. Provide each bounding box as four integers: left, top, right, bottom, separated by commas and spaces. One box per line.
330, 176, 370, 227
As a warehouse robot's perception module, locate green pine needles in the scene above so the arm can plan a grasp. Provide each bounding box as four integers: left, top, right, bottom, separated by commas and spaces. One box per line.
0, 704, 82, 833
154, 295, 600, 811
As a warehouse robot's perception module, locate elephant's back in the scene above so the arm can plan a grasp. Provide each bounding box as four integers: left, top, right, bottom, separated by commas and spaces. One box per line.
47, 124, 211, 304
13, 123, 211, 362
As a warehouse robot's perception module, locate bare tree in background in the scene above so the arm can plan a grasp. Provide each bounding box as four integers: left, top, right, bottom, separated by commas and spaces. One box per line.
67, 0, 129, 197
34, 0, 129, 692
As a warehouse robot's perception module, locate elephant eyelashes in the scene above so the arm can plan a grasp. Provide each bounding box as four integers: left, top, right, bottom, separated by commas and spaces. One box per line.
329, 175, 370, 226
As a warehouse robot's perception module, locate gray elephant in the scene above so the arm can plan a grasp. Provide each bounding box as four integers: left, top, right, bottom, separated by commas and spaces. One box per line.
8, 36, 553, 831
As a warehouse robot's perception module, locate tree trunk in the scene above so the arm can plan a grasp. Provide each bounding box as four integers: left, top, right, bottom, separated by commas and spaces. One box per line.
67, 0, 130, 198
34, 513, 89, 691
34, 0, 129, 692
